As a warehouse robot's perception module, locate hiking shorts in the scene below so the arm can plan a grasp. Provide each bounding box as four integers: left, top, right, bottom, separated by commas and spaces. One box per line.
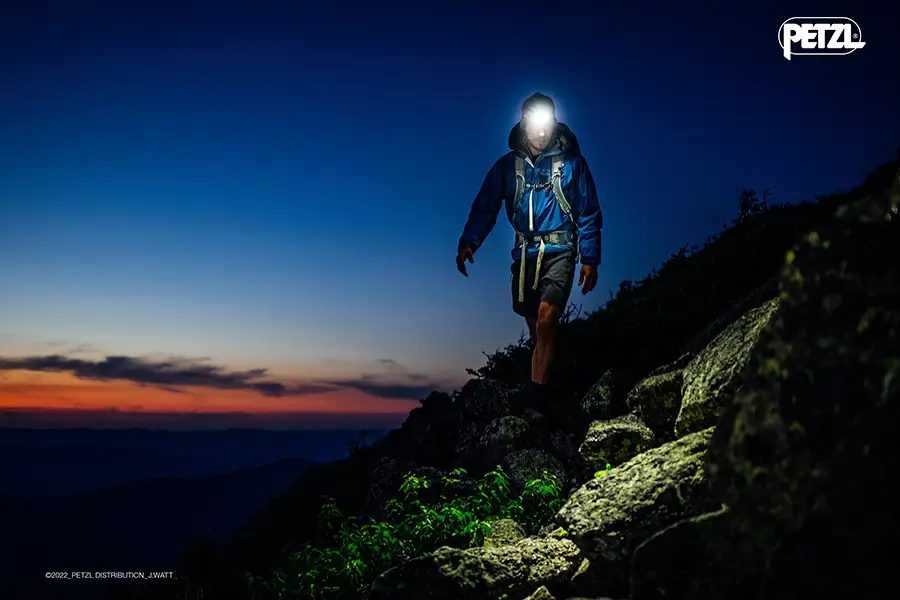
511, 248, 576, 319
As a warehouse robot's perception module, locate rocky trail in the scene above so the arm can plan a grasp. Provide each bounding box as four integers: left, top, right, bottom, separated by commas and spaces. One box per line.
358, 167, 900, 600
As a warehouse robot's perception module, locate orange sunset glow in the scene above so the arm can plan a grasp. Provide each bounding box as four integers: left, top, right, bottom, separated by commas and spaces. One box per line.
0, 369, 423, 429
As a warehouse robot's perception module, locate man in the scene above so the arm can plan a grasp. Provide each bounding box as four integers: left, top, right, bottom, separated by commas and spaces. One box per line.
456, 93, 603, 423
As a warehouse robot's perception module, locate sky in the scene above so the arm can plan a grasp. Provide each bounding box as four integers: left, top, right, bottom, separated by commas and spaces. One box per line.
1, 0, 898, 429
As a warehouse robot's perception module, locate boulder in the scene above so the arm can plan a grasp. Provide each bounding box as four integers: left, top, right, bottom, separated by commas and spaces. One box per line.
629, 506, 766, 600
368, 536, 583, 600
456, 416, 538, 476
396, 391, 462, 467
482, 518, 526, 548
674, 296, 781, 437
580, 370, 615, 420
646, 352, 693, 377
544, 429, 593, 489
577, 414, 656, 470
521, 585, 555, 599
457, 378, 517, 423
501, 449, 567, 496
702, 181, 900, 598
625, 370, 683, 438
556, 427, 716, 565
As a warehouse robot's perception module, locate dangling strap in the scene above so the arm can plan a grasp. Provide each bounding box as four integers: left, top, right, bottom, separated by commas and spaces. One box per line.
518, 237, 527, 302
533, 239, 545, 292
551, 156, 572, 216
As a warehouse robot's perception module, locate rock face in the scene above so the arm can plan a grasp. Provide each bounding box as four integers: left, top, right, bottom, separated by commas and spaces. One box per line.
482, 518, 526, 548
674, 296, 781, 438
580, 370, 616, 420
556, 427, 716, 565
458, 378, 517, 423
500, 449, 567, 495
577, 414, 656, 470
521, 585, 555, 600
624, 370, 683, 438
456, 416, 538, 476
368, 536, 583, 600
629, 506, 764, 600
701, 184, 900, 598
630, 171, 900, 598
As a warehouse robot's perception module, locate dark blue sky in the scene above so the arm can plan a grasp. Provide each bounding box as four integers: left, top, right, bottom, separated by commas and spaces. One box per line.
1, 1, 898, 427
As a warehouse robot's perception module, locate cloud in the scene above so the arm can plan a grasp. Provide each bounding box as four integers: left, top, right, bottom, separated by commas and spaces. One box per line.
66, 343, 98, 355
0, 354, 337, 397
322, 372, 457, 400
373, 358, 404, 371
0, 353, 464, 401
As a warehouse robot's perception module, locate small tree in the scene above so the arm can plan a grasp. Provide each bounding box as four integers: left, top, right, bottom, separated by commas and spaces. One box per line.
739, 188, 762, 218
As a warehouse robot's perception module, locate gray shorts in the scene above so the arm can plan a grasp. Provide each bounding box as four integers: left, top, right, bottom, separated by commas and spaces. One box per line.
511, 249, 576, 319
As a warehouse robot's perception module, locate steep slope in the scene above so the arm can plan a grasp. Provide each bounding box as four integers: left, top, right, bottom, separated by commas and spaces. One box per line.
157, 156, 898, 600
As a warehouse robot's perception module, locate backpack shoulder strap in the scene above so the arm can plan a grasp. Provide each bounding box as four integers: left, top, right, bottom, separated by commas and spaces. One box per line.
551, 156, 572, 217
513, 155, 526, 217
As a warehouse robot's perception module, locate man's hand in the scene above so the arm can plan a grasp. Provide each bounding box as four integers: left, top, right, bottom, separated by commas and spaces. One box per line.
578, 264, 598, 294
456, 246, 475, 276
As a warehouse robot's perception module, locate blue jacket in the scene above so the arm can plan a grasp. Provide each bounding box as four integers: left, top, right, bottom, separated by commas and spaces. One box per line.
458, 122, 603, 266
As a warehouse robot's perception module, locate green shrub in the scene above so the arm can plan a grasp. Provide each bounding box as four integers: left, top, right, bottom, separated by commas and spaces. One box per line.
246, 466, 563, 600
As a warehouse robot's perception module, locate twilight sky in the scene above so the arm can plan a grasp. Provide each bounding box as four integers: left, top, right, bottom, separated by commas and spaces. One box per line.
1, 1, 898, 429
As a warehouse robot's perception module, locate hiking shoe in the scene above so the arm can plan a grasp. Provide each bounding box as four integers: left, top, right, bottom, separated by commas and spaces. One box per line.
511, 380, 544, 413
536, 396, 574, 431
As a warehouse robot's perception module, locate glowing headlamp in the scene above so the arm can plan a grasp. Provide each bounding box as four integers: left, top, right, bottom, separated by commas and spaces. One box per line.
527, 106, 553, 127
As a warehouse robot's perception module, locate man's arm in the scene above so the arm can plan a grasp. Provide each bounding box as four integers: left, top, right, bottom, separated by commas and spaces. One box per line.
458, 159, 505, 253
569, 155, 603, 266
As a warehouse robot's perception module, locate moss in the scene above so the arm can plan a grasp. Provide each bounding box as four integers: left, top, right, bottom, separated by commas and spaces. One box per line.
705, 178, 900, 576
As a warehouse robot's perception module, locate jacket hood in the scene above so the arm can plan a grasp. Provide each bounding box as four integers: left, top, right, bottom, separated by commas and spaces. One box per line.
507, 121, 581, 157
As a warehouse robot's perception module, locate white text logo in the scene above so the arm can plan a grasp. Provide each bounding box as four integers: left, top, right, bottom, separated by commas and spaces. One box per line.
778, 17, 865, 61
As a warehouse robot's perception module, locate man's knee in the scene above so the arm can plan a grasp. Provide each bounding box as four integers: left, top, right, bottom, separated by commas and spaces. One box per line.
536, 301, 561, 331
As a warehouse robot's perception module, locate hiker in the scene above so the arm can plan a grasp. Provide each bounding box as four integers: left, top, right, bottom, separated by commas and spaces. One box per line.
456, 93, 603, 423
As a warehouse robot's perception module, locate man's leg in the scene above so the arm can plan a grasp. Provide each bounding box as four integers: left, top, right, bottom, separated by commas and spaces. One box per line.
525, 316, 537, 348
531, 249, 576, 386
532, 300, 561, 384
513, 250, 573, 384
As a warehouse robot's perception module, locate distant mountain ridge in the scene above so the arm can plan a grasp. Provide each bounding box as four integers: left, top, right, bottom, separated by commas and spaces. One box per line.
0, 427, 388, 495
0, 455, 320, 600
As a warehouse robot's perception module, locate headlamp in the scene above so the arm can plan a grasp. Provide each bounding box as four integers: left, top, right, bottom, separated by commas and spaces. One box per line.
526, 106, 553, 128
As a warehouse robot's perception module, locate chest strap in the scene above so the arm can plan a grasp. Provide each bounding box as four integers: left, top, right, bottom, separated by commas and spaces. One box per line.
513, 155, 572, 217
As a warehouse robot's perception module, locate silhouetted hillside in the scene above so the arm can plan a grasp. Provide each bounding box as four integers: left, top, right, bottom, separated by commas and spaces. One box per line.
0, 457, 317, 600
105, 154, 900, 600
0, 427, 387, 495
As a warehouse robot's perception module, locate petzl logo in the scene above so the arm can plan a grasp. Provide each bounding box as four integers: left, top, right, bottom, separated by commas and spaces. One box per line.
778, 17, 865, 61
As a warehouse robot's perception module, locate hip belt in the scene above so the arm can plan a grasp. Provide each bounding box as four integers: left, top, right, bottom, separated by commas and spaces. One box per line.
514, 230, 576, 303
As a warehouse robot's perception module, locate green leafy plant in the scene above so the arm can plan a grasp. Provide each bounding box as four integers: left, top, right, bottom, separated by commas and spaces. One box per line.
594, 462, 612, 478
246, 466, 563, 600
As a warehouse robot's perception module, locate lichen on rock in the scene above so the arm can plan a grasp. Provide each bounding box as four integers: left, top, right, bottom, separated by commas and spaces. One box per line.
577, 414, 656, 470
482, 518, 526, 548
368, 536, 583, 600
557, 427, 716, 564
501, 449, 567, 495
580, 369, 616, 420
701, 178, 900, 597
625, 370, 684, 437
675, 296, 781, 438
456, 416, 538, 476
